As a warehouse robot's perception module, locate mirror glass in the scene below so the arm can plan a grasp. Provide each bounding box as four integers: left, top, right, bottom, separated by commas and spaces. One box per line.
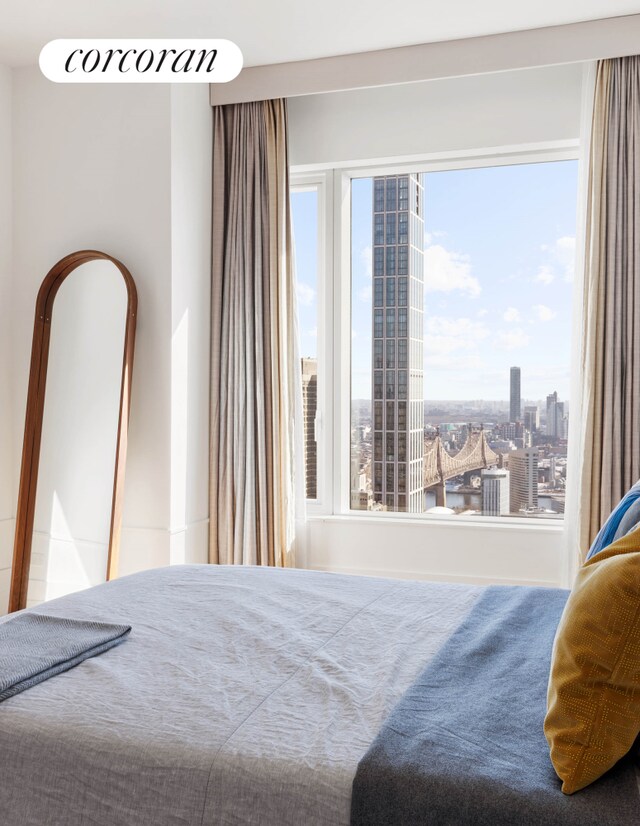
27, 260, 128, 607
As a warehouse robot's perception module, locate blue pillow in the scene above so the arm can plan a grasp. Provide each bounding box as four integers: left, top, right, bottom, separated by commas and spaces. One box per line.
586, 480, 640, 560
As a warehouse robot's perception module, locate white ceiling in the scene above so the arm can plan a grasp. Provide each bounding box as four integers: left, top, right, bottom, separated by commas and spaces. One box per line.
0, 0, 639, 68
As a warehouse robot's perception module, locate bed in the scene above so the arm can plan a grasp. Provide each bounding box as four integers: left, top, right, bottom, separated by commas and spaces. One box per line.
0, 564, 638, 825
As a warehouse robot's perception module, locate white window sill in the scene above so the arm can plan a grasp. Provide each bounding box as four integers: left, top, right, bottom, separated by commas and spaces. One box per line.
306, 511, 564, 533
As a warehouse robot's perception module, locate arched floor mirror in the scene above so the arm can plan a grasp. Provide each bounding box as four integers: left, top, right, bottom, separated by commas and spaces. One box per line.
9, 250, 137, 613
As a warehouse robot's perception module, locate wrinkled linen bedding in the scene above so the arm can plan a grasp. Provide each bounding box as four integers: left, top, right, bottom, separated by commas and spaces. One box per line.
0, 564, 479, 826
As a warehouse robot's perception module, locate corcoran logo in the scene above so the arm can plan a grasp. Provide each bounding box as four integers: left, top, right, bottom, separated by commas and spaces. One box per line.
39, 39, 243, 83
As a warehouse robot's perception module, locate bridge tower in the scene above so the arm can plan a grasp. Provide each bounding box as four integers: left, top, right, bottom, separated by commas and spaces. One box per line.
434, 435, 446, 507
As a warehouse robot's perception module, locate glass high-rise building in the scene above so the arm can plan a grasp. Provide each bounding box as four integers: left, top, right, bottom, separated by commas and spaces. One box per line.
510, 366, 521, 423
371, 175, 425, 513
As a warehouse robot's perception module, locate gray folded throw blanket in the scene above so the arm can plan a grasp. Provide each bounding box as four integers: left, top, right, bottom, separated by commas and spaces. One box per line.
0, 613, 131, 702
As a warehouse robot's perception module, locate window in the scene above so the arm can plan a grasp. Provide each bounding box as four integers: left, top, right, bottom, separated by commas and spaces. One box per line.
386, 213, 396, 245
349, 159, 578, 519
291, 184, 320, 501
398, 245, 408, 275
374, 246, 384, 276
386, 340, 395, 369
374, 179, 384, 212
291, 154, 577, 524
398, 308, 407, 337
398, 339, 407, 369
374, 213, 384, 244
398, 176, 409, 211
385, 279, 395, 307
386, 178, 397, 211
374, 339, 383, 369
374, 402, 383, 431
386, 246, 396, 276
399, 212, 409, 244
386, 400, 395, 429
374, 309, 383, 338
386, 308, 395, 338
374, 278, 383, 307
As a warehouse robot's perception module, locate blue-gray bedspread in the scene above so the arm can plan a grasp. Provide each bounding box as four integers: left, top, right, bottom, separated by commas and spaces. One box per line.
351, 586, 640, 826
0, 613, 131, 702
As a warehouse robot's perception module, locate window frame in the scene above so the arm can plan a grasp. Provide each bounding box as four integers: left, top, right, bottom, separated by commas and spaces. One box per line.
292, 141, 579, 527
290, 172, 333, 515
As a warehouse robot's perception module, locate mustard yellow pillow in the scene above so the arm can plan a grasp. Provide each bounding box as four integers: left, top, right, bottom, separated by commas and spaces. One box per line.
544, 529, 640, 794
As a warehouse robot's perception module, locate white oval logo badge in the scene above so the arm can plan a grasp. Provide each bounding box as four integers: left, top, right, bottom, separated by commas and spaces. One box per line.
40, 39, 243, 83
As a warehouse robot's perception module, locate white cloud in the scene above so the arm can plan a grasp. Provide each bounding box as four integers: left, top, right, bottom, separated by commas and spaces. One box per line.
476, 308, 489, 318
424, 229, 446, 245
555, 236, 576, 282
357, 284, 372, 303
534, 265, 555, 285
360, 245, 372, 279
533, 303, 557, 322
296, 282, 316, 306
495, 328, 531, 350
424, 316, 488, 369
536, 236, 576, 284
503, 307, 521, 323
424, 245, 481, 297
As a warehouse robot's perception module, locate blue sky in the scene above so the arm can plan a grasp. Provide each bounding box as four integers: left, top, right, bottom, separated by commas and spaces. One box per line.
293, 159, 578, 402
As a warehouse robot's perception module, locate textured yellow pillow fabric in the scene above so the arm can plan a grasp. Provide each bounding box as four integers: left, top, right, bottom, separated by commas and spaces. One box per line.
544, 530, 640, 794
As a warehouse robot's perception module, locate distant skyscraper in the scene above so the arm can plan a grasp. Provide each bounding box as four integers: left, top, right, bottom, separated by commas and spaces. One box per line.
523, 405, 540, 434
546, 391, 566, 439
510, 367, 521, 422
509, 448, 539, 513
371, 174, 425, 513
481, 469, 510, 516
301, 358, 317, 498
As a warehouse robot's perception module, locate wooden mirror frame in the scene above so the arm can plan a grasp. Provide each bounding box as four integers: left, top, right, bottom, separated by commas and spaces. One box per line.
8, 250, 138, 613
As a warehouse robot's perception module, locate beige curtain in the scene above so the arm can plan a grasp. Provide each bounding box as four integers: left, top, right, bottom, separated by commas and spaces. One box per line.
578, 56, 640, 558
209, 99, 299, 567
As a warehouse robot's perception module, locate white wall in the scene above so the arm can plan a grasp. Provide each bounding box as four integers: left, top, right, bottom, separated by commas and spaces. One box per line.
305, 517, 564, 587
169, 84, 212, 566
0, 64, 12, 610
4, 71, 212, 609
12, 70, 174, 585
289, 64, 583, 167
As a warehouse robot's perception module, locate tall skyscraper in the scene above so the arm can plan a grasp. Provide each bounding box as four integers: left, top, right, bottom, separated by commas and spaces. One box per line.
371, 174, 425, 513
509, 448, 539, 513
523, 405, 540, 434
481, 468, 510, 516
510, 366, 521, 422
301, 357, 317, 499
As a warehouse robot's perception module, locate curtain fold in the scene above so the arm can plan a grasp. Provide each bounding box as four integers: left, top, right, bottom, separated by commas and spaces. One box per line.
578, 55, 640, 559
210, 99, 299, 567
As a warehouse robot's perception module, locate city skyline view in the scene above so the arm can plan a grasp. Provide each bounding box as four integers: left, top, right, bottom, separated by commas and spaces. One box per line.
293, 161, 578, 402
350, 160, 578, 401
292, 160, 577, 518
344, 161, 577, 399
